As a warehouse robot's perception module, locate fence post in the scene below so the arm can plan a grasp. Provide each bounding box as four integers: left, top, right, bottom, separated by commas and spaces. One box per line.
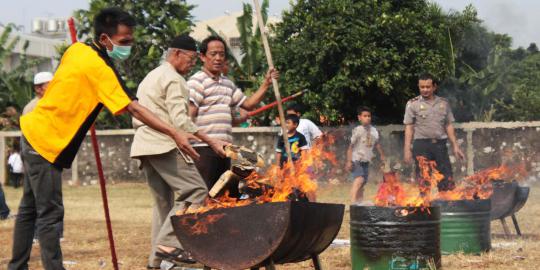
71, 154, 79, 185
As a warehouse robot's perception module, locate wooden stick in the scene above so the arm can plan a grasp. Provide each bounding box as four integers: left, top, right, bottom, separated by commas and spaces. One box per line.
253, 0, 294, 165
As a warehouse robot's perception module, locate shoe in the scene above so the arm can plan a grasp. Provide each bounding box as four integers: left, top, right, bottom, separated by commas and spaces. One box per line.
155, 248, 196, 264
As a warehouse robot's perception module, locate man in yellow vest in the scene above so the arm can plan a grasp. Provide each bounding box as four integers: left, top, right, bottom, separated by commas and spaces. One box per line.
9, 8, 201, 270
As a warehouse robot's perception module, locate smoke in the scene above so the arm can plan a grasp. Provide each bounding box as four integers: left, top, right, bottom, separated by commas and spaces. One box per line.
435, 0, 540, 48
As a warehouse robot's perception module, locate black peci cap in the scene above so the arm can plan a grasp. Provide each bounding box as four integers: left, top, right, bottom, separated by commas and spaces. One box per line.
170, 34, 198, 52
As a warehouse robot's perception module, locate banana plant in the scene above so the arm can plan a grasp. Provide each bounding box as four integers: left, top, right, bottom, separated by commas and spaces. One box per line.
0, 25, 42, 112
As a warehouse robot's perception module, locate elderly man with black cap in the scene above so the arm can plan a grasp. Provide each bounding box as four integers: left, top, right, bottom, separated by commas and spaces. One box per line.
131, 34, 227, 268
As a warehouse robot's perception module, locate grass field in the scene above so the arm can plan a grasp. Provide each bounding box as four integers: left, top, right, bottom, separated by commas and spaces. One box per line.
0, 181, 538, 270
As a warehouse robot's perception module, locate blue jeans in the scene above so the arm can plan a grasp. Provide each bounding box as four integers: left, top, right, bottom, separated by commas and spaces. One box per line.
0, 183, 10, 218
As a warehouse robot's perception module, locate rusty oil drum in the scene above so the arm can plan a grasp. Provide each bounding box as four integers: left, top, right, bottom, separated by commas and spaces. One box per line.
433, 199, 491, 254
350, 205, 441, 270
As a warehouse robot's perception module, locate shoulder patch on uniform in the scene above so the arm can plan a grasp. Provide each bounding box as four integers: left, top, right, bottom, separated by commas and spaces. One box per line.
406, 96, 420, 106
409, 96, 420, 102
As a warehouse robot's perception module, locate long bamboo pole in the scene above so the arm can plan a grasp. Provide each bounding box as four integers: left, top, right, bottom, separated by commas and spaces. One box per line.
253, 0, 294, 165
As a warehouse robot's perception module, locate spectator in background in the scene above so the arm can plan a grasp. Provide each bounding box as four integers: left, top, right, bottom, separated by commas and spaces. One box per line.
24, 71, 64, 244
286, 103, 323, 148
23, 72, 53, 115
345, 107, 385, 203
275, 114, 309, 168
7, 140, 23, 189
0, 103, 20, 131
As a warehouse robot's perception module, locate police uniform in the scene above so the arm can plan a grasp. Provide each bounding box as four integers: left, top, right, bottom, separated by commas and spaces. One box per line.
404, 95, 455, 191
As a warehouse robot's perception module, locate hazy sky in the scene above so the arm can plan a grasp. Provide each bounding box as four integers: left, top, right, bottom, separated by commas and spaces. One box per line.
0, 0, 538, 48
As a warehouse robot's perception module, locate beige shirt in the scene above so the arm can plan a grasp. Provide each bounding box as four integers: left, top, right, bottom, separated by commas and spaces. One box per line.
22, 97, 40, 115
130, 62, 198, 158
350, 125, 379, 162
403, 95, 455, 140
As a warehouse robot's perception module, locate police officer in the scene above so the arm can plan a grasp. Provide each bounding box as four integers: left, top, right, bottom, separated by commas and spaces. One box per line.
403, 73, 465, 191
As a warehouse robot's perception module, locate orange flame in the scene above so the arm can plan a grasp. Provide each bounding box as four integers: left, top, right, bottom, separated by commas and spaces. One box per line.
374, 155, 529, 206
436, 163, 528, 200
375, 172, 429, 207
188, 135, 337, 214
180, 213, 226, 235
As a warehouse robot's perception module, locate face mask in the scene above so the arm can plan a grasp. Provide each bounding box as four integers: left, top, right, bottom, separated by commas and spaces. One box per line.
106, 36, 132, 61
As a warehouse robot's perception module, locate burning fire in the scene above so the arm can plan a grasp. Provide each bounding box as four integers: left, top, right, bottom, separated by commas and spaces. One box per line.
437, 163, 527, 201
186, 135, 337, 214
374, 172, 429, 207
374, 156, 528, 207
180, 213, 226, 235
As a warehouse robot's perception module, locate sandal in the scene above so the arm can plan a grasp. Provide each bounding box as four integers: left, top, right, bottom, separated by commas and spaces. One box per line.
155, 248, 196, 264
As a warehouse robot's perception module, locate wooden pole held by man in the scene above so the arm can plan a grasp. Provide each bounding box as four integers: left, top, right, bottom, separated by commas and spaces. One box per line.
253, 0, 294, 165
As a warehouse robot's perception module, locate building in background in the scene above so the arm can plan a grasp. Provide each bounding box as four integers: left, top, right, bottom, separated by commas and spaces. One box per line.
0, 17, 68, 73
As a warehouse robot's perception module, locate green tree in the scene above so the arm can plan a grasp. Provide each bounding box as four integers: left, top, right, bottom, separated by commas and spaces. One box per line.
0, 24, 42, 114
272, 0, 478, 124
74, 0, 194, 128
480, 51, 540, 121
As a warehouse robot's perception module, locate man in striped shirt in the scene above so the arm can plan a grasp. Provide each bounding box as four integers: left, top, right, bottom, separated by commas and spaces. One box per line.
188, 35, 278, 195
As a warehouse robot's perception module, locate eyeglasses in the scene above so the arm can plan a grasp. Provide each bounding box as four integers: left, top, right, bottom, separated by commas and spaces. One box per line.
178, 49, 198, 62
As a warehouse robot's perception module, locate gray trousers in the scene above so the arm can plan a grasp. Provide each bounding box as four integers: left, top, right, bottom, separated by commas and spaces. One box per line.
141, 149, 208, 267
9, 137, 65, 270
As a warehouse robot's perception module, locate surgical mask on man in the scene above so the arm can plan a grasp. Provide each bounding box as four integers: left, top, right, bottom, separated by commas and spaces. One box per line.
106, 36, 132, 61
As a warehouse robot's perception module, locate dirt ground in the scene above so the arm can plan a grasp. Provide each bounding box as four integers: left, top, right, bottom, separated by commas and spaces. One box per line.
0, 181, 538, 270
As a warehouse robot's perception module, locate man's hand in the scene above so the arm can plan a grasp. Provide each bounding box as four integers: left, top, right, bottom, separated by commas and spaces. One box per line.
232, 109, 249, 126
345, 160, 353, 172
404, 149, 413, 164
453, 145, 465, 161
173, 131, 200, 160
263, 68, 280, 86
208, 138, 229, 158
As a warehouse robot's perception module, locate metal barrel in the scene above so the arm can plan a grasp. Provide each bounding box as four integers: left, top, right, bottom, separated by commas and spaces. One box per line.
172, 202, 344, 270
433, 199, 491, 254
350, 205, 441, 270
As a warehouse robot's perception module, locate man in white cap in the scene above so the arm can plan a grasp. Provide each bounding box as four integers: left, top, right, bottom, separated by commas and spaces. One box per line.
22, 72, 53, 115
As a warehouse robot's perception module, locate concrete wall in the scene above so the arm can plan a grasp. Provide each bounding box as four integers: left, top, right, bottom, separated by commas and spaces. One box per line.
1, 122, 539, 185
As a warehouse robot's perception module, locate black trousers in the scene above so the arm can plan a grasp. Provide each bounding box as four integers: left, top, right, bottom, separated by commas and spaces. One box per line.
412, 139, 455, 191
10, 172, 23, 188
8, 137, 65, 270
194, 146, 239, 197
0, 182, 9, 218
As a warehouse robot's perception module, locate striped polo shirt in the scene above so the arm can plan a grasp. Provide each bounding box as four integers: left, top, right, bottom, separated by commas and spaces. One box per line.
188, 70, 246, 145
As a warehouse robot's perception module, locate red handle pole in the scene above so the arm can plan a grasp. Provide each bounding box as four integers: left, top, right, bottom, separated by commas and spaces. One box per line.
67, 18, 77, 44
247, 89, 307, 117
67, 17, 120, 270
